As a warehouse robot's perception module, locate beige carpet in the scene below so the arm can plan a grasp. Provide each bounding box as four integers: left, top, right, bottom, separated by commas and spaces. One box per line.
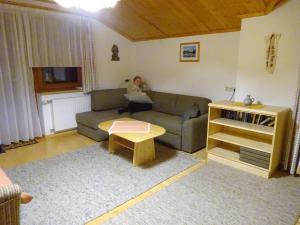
103, 162, 300, 225
6, 143, 198, 225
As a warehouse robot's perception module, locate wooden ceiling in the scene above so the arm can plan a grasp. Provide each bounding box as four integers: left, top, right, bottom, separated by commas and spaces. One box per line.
1, 0, 286, 41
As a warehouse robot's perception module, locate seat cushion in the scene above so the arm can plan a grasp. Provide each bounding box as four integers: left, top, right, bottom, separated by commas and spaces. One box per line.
132, 111, 182, 135
76, 110, 129, 130
131, 110, 158, 123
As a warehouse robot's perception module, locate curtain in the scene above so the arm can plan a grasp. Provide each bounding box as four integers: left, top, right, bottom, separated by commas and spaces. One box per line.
22, 8, 82, 67
21, 7, 96, 92
80, 17, 96, 92
1, 5, 96, 92
0, 4, 97, 145
0, 6, 42, 145
290, 64, 300, 175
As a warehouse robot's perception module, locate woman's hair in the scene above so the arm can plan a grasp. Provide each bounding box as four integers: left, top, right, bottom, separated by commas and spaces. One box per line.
133, 76, 141, 82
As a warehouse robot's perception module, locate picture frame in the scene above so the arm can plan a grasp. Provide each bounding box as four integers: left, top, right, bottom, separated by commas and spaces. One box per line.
180, 42, 200, 62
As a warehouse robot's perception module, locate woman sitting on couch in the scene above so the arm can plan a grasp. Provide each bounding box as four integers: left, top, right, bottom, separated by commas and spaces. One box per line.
118, 76, 152, 114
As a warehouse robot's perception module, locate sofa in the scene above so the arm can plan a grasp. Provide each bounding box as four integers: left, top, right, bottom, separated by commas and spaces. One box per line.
76, 88, 211, 153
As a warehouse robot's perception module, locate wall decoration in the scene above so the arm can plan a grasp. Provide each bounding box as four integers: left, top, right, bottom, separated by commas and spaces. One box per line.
265, 33, 281, 74
180, 42, 200, 62
111, 44, 120, 61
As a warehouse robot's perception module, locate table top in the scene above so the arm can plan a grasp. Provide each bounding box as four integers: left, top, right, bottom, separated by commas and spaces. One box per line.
98, 117, 166, 143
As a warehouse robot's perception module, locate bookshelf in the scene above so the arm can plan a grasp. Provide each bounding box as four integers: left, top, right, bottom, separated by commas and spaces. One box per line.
206, 100, 289, 178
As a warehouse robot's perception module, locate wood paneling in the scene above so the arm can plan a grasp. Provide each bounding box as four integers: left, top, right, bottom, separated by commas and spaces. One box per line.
0, 0, 286, 41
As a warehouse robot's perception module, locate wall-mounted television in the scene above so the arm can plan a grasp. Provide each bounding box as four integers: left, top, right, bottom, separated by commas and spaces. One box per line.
33, 67, 82, 93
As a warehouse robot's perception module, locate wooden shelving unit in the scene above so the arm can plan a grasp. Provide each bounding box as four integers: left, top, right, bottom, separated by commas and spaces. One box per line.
206, 100, 289, 178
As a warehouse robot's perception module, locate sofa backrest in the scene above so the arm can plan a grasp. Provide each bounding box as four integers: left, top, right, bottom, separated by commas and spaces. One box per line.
91, 88, 211, 115
174, 94, 211, 116
147, 91, 177, 115
91, 88, 127, 111
148, 91, 211, 116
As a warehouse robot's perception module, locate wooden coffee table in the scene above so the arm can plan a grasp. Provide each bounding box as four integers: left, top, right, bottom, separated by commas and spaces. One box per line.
99, 118, 165, 166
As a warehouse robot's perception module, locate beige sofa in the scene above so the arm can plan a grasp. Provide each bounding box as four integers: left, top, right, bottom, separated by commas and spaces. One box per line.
76, 88, 211, 153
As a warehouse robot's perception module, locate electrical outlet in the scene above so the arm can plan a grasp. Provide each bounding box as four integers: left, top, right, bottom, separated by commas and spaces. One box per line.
225, 87, 235, 92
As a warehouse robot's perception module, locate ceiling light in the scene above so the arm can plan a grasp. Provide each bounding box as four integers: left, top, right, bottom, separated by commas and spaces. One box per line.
54, 0, 120, 12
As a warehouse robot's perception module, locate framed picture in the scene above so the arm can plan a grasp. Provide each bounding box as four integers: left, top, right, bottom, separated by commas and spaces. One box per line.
180, 42, 200, 62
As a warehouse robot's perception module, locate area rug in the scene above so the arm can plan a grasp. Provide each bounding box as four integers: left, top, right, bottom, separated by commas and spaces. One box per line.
103, 162, 300, 225
5, 143, 198, 225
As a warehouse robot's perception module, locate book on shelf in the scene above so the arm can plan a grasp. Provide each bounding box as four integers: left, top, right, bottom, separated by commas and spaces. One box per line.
239, 156, 270, 169
240, 154, 270, 164
222, 110, 275, 127
240, 146, 271, 158
240, 146, 270, 169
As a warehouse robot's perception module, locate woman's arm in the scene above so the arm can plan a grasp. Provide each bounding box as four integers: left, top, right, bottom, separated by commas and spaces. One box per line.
127, 84, 143, 94
141, 82, 151, 91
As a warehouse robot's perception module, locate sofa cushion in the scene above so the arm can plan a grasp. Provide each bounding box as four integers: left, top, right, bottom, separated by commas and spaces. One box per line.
148, 91, 177, 115
131, 110, 158, 123
77, 123, 108, 141
174, 95, 211, 116
76, 110, 129, 130
91, 88, 127, 111
132, 111, 182, 135
124, 93, 152, 103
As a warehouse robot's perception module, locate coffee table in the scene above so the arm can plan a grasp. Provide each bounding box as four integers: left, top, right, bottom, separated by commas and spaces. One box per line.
98, 118, 166, 166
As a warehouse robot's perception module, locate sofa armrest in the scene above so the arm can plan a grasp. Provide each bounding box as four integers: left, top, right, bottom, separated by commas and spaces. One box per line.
181, 113, 208, 153
0, 184, 21, 225
0, 184, 21, 204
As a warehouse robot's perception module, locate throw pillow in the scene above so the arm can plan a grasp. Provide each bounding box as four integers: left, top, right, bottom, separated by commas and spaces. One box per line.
124, 93, 153, 104
182, 104, 200, 122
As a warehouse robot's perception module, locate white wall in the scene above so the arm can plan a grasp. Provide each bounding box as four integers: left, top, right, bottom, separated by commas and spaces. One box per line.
132, 32, 240, 101
93, 20, 135, 89
235, 0, 300, 108
93, 0, 300, 109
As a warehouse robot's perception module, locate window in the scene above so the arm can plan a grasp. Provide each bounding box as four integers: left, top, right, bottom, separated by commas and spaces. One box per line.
33, 67, 82, 92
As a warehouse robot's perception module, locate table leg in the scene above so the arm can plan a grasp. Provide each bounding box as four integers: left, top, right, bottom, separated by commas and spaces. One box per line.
133, 138, 155, 166
108, 135, 119, 154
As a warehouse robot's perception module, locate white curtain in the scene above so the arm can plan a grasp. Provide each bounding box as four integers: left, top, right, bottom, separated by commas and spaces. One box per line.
0, 5, 96, 92
0, 4, 97, 145
22, 8, 82, 67
0, 6, 42, 145
80, 17, 96, 92
20, 7, 96, 92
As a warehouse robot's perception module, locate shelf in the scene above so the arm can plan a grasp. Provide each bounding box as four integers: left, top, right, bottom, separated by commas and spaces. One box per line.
210, 118, 274, 135
208, 146, 240, 161
208, 132, 272, 153
113, 136, 134, 150
208, 147, 269, 171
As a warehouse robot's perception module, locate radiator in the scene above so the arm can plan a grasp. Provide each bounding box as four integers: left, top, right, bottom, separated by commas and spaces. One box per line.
51, 95, 91, 132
